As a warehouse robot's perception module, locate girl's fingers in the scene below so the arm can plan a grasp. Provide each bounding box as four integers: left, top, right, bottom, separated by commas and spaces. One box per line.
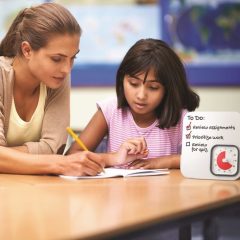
128, 161, 145, 169
124, 137, 148, 154
128, 159, 150, 169
141, 137, 148, 152
122, 142, 138, 154
127, 159, 141, 166
117, 137, 149, 165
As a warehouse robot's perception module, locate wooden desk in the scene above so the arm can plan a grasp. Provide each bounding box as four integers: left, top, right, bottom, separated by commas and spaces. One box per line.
0, 170, 240, 240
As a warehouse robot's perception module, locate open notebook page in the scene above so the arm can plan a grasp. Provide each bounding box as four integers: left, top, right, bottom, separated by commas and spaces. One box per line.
60, 167, 169, 179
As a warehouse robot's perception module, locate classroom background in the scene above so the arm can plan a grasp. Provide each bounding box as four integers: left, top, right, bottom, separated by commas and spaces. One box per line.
1, 1, 240, 239
0, 0, 239, 130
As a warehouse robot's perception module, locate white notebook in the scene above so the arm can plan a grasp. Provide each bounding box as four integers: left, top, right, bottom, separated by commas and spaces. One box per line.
60, 167, 169, 179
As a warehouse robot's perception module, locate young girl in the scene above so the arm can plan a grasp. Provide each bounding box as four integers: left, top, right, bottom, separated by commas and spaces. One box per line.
68, 38, 200, 169
0, 2, 104, 176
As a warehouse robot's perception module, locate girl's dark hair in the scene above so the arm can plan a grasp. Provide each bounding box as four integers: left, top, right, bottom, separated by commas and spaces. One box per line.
0, 2, 81, 57
116, 38, 200, 129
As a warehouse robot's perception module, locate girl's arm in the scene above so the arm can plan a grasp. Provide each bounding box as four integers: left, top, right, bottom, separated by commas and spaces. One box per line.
67, 111, 148, 167
0, 146, 105, 176
100, 137, 149, 167
67, 109, 108, 154
126, 154, 180, 169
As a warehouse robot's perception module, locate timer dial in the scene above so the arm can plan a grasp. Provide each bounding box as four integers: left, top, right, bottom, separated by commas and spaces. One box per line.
210, 145, 239, 176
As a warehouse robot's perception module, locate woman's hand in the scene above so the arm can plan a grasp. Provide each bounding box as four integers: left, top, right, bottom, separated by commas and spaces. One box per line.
60, 151, 105, 176
112, 137, 149, 166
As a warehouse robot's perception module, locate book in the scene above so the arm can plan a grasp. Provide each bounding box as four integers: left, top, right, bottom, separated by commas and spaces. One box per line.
60, 167, 169, 179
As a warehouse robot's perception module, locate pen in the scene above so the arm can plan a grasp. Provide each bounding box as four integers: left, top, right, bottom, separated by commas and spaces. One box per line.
66, 127, 105, 173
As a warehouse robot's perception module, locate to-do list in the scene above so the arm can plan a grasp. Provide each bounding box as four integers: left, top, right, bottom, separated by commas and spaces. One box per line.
181, 112, 240, 180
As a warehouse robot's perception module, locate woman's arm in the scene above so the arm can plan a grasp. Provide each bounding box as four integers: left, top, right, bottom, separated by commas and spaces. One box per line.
0, 146, 105, 176
11, 146, 28, 152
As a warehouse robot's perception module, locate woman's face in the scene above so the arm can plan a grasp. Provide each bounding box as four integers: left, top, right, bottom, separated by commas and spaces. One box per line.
26, 34, 80, 89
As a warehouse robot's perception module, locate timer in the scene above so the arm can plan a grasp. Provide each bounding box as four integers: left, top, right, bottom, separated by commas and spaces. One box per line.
210, 145, 239, 176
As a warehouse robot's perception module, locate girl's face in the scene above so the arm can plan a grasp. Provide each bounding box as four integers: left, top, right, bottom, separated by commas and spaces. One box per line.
123, 68, 165, 122
26, 33, 80, 89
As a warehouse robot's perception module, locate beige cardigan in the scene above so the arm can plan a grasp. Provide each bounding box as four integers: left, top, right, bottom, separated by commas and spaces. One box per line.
0, 56, 70, 154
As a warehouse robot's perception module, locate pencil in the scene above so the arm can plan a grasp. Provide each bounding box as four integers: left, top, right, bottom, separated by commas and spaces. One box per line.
66, 127, 105, 173
66, 127, 88, 151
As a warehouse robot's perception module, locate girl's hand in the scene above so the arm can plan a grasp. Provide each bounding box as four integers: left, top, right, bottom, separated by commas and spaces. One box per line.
61, 151, 105, 176
113, 137, 149, 165
126, 158, 159, 169
127, 155, 181, 169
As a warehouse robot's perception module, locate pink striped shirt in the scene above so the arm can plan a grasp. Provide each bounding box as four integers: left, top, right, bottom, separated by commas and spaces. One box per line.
97, 97, 186, 158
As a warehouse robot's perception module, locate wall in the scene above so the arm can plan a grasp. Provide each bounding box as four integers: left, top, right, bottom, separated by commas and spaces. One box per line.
70, 87, 240, 130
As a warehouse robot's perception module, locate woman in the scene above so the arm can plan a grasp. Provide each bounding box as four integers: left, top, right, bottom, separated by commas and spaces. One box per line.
0, 2, 104, 176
